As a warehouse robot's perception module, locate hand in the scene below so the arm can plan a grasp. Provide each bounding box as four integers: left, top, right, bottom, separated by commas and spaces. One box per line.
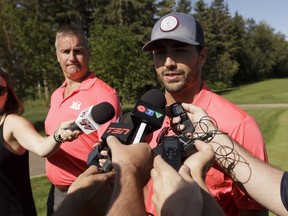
151, 155, 203, 216
106, 136, 153, 187
64, 165, 115, 216
58, 120, 82, 142
68, 165, 114, 194
172, 103, 217, 135
92, 142, 109, 168
183, 141, 214, 192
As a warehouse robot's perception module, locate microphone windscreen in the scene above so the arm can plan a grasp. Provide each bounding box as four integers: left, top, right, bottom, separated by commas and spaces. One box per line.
141, 89, 166, 109
90, 102, 115, 124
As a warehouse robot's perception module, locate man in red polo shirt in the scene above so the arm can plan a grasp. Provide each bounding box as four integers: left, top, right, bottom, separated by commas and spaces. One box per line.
142, 12, 268, 216
45, 25, 121, 215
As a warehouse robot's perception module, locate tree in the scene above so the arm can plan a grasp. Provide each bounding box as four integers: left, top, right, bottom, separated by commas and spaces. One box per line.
194, 0, 238, 89
176, 0, 192, 13
89, 24, 158, 104
1, 0, 288, 103
271, 33, 288, 78
156, 0, 175, 17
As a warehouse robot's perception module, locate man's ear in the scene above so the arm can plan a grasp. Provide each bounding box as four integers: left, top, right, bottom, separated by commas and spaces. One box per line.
199, 47, 208, 66
200, 47, 208, 62
56, 51, 60, 63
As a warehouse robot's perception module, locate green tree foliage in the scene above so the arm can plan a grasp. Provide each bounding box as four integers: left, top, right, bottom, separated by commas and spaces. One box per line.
0, 0, 94, 101
156, 0, 175, 17
230, 12, 251, 84
0, 0, 56, 101
89, 24, 159, 104
88, 0, 158, 103
197, 0, 238, 89
0, 0, 288, 103
176, 0, 192, 13
271, 34, 288, 78
91, 0, 156, 43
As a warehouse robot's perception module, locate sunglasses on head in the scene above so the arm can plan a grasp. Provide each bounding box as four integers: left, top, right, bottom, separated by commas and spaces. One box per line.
0, 86, 8, 96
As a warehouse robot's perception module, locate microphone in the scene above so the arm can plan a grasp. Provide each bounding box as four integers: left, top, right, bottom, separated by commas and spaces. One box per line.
100, 112, 135, 144
87, 112, 135, 168
130, 89, 166, 143
87, 89, 166, 171
67, 102, 115, 134
99, 89, 166, 145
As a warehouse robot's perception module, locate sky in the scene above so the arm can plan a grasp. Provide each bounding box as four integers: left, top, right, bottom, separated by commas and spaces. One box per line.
200, 0, 288, 39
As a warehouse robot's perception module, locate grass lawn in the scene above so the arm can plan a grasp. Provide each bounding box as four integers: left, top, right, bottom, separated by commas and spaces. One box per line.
31, 176, 50, 216
30, 78, 288, 216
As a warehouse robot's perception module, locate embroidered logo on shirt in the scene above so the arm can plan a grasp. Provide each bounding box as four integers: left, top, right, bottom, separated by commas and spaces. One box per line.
70, 101, 82, 110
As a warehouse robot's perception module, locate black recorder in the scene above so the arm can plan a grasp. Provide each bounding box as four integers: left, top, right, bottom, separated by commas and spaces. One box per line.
169, 102, 197, 159
160, 136, 182, 171
153, 102, 197, 170
169, 102, 195, 134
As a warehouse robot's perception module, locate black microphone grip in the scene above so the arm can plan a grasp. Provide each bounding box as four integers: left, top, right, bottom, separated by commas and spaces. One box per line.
66, 123, 80, 131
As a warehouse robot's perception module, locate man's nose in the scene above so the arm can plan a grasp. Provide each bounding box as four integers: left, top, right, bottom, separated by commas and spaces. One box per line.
164, 56, 177, 69
68, 51, 77, 61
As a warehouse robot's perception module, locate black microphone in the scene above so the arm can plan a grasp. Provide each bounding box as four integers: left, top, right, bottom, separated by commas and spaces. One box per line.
99, 89, 166, 145
87, 89, 166, 171
67, 102, 115, 134
87, 112, 135, 168
130, 89, 166, 143
100, 112, 135, 144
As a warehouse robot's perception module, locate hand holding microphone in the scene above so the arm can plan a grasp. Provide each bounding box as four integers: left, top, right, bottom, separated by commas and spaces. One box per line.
66, 102, 116, 134
53, 102, 115, 144
53, 120, 82, 143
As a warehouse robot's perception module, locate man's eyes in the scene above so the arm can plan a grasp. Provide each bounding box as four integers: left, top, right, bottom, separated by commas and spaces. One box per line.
61, 49, 84, 54
154, 48, 188, 55
153, 49, 166, 55
62, 50, 70, 54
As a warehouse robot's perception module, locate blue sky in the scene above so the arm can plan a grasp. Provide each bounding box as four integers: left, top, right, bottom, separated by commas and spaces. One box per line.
199, 0, 288, 39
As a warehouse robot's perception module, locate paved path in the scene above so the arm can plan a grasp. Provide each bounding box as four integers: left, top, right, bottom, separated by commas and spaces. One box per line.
29, 152, 46, 177
237, 104, 288, 109
29, 103, 288, 177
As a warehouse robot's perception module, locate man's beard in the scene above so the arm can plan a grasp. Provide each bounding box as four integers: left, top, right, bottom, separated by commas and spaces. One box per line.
157, 69, 187, 93
160, 79, 186, 93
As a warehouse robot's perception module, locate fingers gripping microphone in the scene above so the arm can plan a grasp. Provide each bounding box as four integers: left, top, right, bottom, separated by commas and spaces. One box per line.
87, 112, 135, 168
67, 102, 115, 134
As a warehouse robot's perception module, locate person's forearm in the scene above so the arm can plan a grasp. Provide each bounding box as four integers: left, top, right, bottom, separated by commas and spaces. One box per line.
36, 135, 62, 157
107, 173, 147, 216
201, 188, 225, 215
210, 134, 286, 215
53, 193, 83, 216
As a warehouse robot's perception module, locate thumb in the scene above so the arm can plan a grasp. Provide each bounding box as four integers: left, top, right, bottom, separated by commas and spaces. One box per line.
106, 136, 121, 151
178, 165, 194, 182
80, 165, 102, 176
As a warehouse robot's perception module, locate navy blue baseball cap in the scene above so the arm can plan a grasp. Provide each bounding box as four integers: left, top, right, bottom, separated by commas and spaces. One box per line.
142, 12, 205, 51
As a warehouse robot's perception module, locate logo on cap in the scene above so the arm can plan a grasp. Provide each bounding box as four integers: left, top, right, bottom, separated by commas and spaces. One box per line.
160, 16, 178, 32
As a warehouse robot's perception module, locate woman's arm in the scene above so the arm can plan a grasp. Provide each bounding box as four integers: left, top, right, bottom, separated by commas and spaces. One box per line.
4, 114, 81, 157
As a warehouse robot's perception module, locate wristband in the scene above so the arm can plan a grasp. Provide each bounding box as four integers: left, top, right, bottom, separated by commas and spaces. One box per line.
53, 128, 64, 143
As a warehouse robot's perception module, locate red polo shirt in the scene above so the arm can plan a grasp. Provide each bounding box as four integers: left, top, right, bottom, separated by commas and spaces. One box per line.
145, 83, 268, 216
45, 73, 121, 186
